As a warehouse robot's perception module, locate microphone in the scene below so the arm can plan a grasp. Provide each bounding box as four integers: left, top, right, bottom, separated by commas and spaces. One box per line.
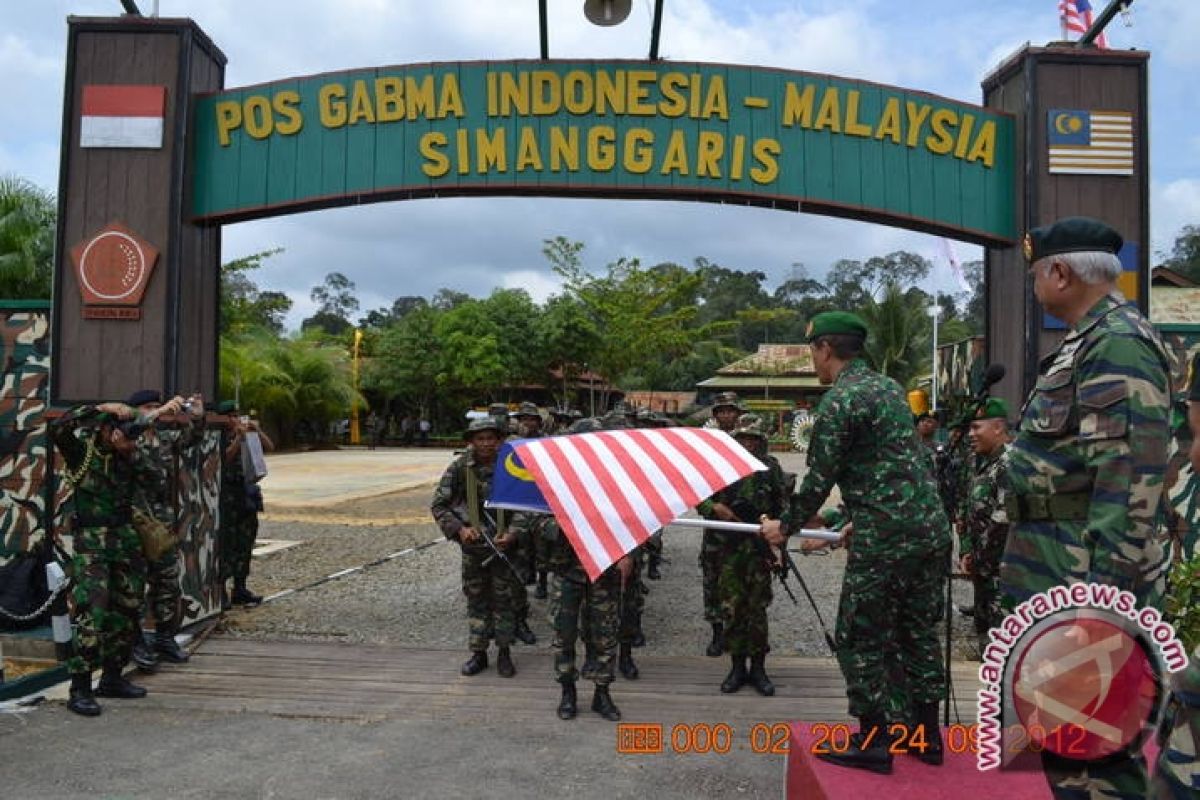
975, 363, 1005, 401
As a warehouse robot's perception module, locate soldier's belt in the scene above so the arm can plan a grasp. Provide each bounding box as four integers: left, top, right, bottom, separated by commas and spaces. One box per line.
1004, 492, 1091, 522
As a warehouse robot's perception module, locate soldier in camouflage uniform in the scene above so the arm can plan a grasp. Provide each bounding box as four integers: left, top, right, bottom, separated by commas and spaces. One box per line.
125, 389, 207, 672
699, 414, 789, 696
958, 398, 1011, 654
499, 402, 539, 646
699, 391, 743, 656
998, 218, 1173, 799
515, 402, 552, 604
430, 417, 519, 678
1152, 357, 1199, 799
51, 402, 162, 716
763, 311, 951, 774
510, 509, 631, 721
635, 409, 667, 580
217, 400, 274, 608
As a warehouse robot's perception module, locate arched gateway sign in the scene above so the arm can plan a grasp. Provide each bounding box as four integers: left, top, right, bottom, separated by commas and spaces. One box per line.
192, 61, 1015, 245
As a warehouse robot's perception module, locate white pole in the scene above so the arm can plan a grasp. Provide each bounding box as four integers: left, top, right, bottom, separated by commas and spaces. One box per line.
930, 298, 940, 412
666, 518, 842, 541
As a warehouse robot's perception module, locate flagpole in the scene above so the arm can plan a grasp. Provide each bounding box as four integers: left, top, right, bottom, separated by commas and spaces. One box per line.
667, 518, 841, 541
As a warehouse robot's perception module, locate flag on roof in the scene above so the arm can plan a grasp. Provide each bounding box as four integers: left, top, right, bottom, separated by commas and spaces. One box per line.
489, 428, 764, 581
1059, 0, 1107, 48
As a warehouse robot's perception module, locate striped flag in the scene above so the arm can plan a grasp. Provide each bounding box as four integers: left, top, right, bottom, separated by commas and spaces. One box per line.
491, 428, 765, 581
1059, 0, 1107, 48
80, 85, 166, 149
1047, 109, 1133, 176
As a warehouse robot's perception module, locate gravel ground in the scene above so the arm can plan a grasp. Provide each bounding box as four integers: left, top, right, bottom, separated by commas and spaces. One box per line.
225, 451, 982, 662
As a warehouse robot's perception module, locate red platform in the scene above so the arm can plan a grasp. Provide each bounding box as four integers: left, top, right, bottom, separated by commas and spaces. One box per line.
785, 721, 1160, 799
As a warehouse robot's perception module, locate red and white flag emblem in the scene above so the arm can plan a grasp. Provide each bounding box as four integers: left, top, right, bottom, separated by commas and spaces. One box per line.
80, 85, 166, 149
512, 428, 765, 581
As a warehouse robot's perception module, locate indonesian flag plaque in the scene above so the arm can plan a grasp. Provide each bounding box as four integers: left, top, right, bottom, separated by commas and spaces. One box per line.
69, 222, 160, 320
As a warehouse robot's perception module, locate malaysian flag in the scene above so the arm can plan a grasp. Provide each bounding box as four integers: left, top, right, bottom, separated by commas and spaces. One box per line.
490, 429, 764, 580
1059, 0, 1108, 48
1047, 109, 1134, 175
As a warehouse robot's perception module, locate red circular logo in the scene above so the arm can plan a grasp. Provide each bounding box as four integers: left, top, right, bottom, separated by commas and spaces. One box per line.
79, 231, 146, 301
1011, 615, 1158, 760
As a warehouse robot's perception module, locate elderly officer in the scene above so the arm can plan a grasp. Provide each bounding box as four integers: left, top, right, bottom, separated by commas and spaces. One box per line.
762, 311, 951, 774
699, 390, 744, 656
959, 398, 1011, 654
431, 417, 520, 678
999, 217, 1172, 798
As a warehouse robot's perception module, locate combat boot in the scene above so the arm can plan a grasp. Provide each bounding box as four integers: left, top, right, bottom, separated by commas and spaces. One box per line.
647, 558, 661, 580
591, 684, 621, 721
95, 667, 147, 699
461, 651, 488, 676
909, 702, 944, 765
557, 682, 577, 720
748, 654, 775, 697
496, 646, 516, 678
131, 634, 159, 673
618, 642, 639, 680
514, 617, 537, 645
534, 571, 548, 600
706, 623, 724, 657
816, 715, 893, 774
154, 630, 190, 664
720, 655, 748, 693
66, 673, 101, 717
231, 581, 263, 606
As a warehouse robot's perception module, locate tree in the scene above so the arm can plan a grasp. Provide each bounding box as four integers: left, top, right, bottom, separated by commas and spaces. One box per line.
1160, 224, 1200, 284
220, 248, 290, 335
0, 175, 55, 300
303, 272, 359, 335
859, 281, 932, 388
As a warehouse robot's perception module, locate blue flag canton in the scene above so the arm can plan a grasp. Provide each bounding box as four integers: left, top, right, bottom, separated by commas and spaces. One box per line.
488, 440, 552, 513
1047, 110, 1090, 146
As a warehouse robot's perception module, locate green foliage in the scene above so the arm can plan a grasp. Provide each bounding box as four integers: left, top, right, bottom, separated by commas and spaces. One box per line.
220, 248, 290, 335
1159, 224, 1200, 284
302, 272, 359, 335
859, 282, 933, 387
0, 175, 55, 300
1166, 555, 1200, 653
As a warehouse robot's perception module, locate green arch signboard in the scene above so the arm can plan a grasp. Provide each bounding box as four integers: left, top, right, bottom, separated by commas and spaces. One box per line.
192, 59, 1016, 245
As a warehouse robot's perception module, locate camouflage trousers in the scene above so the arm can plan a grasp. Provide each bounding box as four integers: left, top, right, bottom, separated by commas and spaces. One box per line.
67, 524, 147, 676
461, 548, 518, 651
971, 573, 1003, 650
718, 539, 773, 657
1042, 751, 1149, 799
1151, 655, 1199, 800
700, 530, 737, 624
142, 547, 183, 634
550, 571, 620, 686
509, 549, 531, 624
580, 551, 644, 646
219, 509, 259, 583
836, 548, 947, 720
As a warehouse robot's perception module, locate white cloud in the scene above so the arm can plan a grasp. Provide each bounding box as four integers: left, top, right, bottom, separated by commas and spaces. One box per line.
500, 270, 563, 303
1151, 178, 1200, 260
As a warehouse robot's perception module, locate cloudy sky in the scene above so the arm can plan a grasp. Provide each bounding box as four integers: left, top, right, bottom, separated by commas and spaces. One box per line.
4, 1, 1198, 330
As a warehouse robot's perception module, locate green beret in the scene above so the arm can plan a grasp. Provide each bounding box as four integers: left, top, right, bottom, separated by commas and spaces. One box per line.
805, 311, 868, 342
975, 398, 1010, 420
1023, 216, 1122, 262
216, 400, 238, 414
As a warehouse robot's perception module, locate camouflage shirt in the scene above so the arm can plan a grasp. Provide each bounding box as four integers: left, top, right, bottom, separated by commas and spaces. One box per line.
1001, 293, 1172, 607
786, 358, 951, 557
134, 420, 204, 526
51, 405, 164, 523
698, 450, 791, 527
961, 443, 1011, 580
430, 446, 497, 556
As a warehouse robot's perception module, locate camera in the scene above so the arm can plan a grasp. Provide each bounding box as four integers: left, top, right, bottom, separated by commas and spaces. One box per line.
182, 400, 194, 413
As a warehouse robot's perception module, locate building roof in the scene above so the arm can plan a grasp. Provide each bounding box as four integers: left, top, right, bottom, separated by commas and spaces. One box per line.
697, 375, 825, 389
715, 343, 816, 376
1151, 266, 1198, 288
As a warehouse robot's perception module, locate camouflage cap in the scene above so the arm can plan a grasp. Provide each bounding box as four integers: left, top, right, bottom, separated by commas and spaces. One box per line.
1024, 216, 1122, 262
515, 401, 541, 418
711, 391, 742, 412
804, 311, 868, 342
487, 402, 509, 415
975, 398, 1010, 420
732, 413, 767, 440
465, 417, 503, 438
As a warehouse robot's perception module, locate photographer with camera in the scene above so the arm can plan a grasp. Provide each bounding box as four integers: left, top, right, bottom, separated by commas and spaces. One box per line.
124, 389, 206, 672
216, 400, 274, 608
50, 401, 169, 716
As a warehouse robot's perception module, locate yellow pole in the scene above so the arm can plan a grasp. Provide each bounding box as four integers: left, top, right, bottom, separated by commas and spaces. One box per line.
350, 328, 363, 445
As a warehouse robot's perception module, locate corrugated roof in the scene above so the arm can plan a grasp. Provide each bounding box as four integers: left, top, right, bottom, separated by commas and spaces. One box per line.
697, 376, 825, 389
716, 344, 816, 375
